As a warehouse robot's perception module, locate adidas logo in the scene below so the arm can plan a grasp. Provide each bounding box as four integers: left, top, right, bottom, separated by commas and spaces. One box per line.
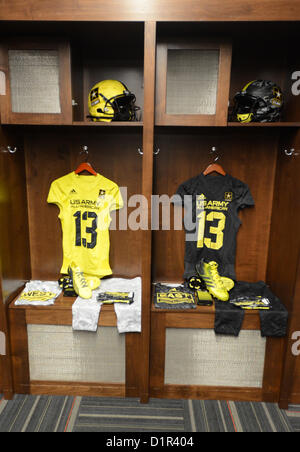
70, 189, 77, 194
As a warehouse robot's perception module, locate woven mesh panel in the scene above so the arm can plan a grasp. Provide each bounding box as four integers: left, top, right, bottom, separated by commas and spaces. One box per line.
0, 71, 5, 95
0, 331, 5, 355
166, 49, 219, 115
27, 325, 125, 383
8, 50, 61, 114
165, 329, 266, 387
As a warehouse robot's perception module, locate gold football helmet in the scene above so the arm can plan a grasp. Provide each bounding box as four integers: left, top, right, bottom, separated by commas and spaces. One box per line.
88, 79, 140, 122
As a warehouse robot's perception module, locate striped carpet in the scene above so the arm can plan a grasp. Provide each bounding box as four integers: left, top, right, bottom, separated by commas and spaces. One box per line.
0, 394, 298, 432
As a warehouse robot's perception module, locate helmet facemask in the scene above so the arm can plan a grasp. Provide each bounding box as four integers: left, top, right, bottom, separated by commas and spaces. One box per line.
233, 93, 270, 123
231, 80, 283, 123
111, 93, 137, 121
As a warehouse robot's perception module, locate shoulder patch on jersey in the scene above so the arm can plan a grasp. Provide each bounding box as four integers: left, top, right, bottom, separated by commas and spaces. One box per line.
224, 192, 233, 201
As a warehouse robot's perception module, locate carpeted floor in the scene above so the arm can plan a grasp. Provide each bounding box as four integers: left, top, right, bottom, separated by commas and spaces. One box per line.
0, 394, 298, 432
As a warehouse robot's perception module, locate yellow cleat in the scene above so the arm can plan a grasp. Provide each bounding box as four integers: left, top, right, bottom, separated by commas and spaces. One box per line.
221, 276, 234, 292
196, 260, 229, 302
85, 275, 101, 291
68, 262, 92, 299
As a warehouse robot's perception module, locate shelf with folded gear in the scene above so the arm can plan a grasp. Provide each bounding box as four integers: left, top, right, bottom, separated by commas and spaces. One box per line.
150, 275, 287, 401
150, 260, 264, 331
10, 289, 118, 328
8, 273, 142, 397
151, 286, 261, 328
9, 270, 117, 326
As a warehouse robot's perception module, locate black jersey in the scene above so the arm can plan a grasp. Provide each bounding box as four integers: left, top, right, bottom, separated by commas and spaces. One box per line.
174, 173, 254, 280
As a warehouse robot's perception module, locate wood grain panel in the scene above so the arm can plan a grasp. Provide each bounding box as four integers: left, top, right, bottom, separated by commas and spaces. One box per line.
267, 129, 300, 308
0, 127, 31, 301
266, 129, 300, 408
0, 277, 7, 396
1, 0, 300, 21
150, 384, 262, 402
0, 126, 30, 398
262, 337, 286, 402
139, 21, 156, 403
24, 127, 143, 280
149, 313, 166, 393
291, 359, 300, 403
153, 128, 278, 283
30, 381, 125, 397
125, 332, 142, 398
164, 311, 260, 330
8, 308, 30, 394
152, 301, 261, 330
11, 292, 117, 326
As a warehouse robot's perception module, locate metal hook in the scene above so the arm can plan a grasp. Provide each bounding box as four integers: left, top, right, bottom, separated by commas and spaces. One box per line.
137, 147, 160, 156
1, 146, 17, 154
80, 145, 89, 161
210, 146, 220, 162
284, 148, 299, 157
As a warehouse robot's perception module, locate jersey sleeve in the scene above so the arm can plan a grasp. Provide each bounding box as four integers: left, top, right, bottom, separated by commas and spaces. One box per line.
47, 180, 64, 211
109, 184, 124, 211
173, 182, 190, 205
236, 183, 255, 209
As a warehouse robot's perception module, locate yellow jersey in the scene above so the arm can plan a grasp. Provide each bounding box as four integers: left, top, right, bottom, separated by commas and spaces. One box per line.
47, 171, 123, 277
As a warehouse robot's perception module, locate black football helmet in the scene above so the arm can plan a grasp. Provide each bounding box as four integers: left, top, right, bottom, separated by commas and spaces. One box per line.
232, 80, 283, 123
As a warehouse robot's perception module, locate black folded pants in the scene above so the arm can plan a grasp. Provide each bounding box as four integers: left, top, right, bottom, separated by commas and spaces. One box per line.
214, 281, 288, 337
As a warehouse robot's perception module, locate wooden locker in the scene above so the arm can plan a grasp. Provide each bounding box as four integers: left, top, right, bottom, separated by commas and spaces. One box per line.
0, 2, 299, 408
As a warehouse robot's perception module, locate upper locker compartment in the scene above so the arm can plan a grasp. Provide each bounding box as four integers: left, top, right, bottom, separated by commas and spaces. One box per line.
227, 22, 300, 126
155, 23, 232, 126
71, 22, 144, 126
0, 22, 145, 126
155, 22, 300, 127
0, 37, 72, 125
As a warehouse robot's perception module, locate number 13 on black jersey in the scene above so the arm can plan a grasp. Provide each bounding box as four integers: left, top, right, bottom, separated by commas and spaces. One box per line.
197, 211, 226, 250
